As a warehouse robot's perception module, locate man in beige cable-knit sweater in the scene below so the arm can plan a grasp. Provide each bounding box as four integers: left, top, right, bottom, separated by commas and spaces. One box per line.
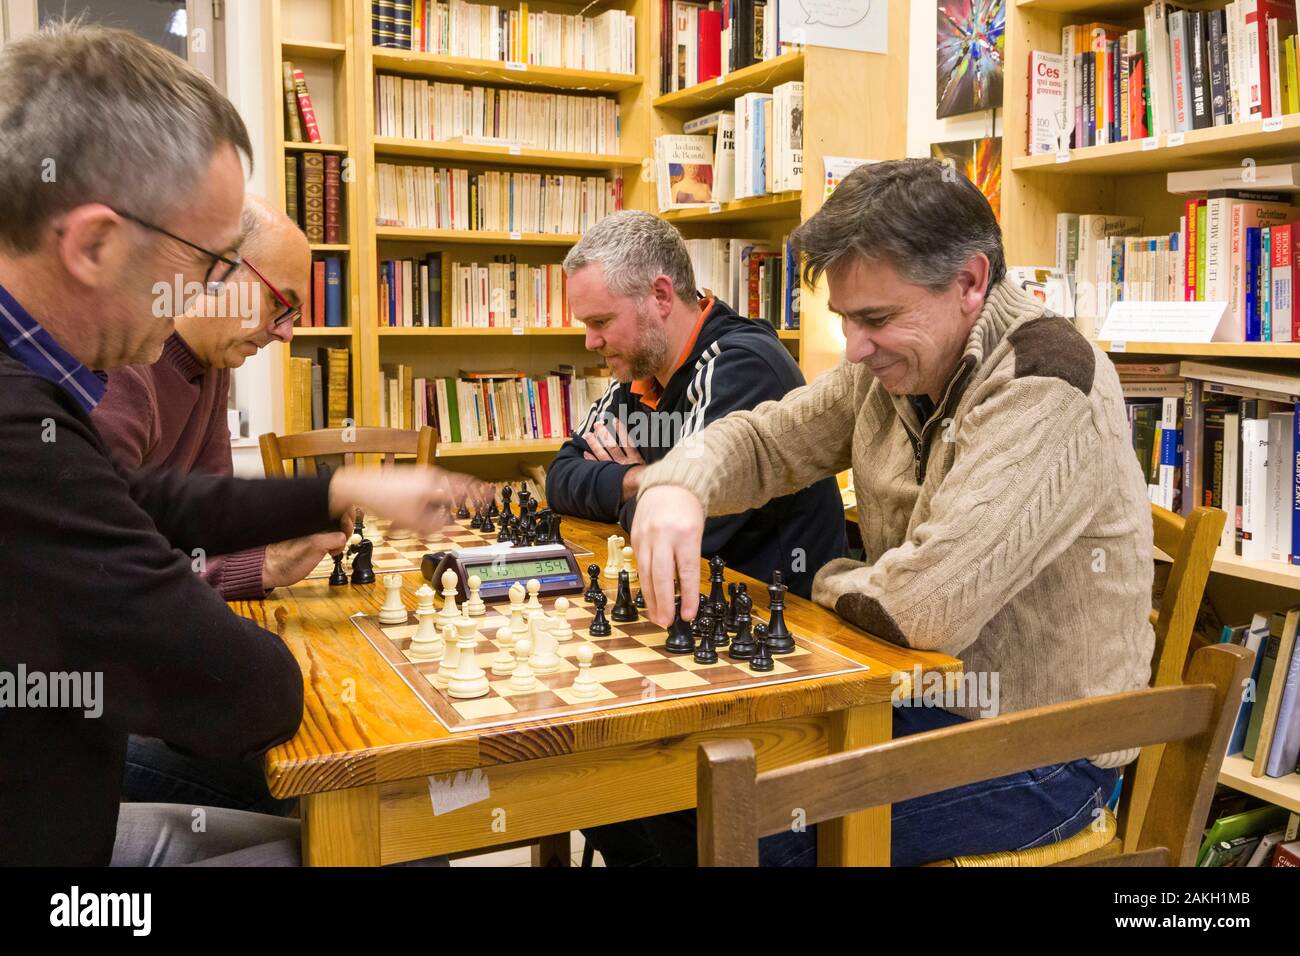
581, 159, 1154, 868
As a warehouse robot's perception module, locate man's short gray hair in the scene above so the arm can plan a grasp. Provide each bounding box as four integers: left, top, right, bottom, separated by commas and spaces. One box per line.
562, 210, 697, 302
0, 21, 253, 254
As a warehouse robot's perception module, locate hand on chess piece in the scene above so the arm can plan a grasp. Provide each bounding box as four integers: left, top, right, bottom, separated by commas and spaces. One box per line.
629, 485, 705, 628
261, 530, 349, 590
328, 466, 492, 536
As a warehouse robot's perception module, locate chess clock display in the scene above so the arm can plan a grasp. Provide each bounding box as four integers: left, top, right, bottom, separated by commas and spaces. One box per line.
422, 543, 584, 604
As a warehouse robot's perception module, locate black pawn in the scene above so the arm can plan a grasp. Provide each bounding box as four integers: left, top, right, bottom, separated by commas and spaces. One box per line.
733, 588, 753, 643
665, 595, 695, 654
455, 502, 470, 520
635, 588, 646, 610
481, 512, 495, 533
497, 517, 513, 544
500, 485, 514, 520
588, 591, 612, 637
470, 508, 483, 531
486, 498, 499, 518
712, 605, 730, 649
749, 622, 774, 672
725, 582, 739, 634
693, 608, 718, 664
728, 609, 755, 659
611, 570, 638, 622
328, 552, 348, 587
584, 564, 603, 603
766, 570, 795, 655
708, 555, 727, 611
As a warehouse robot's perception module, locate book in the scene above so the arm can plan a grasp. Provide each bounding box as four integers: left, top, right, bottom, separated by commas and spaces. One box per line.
310, 259, 326, 327
1264, 607, 1300, 775
301, 152, 326, 244
282, 61, 304, 143
1228, 613, 1271, 754
1028, 51, 1066, 154
292, 68, 323, 144
1196, 802, 1291, 865
324, 257, 344, 327
654, 135, 715, 211
1244, 609, 1290, 758
713, 112, 736, 203
323, 154, 343, 245
1252, 605, 1300, 774
772, 81, 803, 193
284, 156, 299, 229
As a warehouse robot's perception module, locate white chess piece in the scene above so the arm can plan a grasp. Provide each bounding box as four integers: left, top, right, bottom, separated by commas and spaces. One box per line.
570, 644, 599, 700
604, 535, 622, 579
465, 574, 486, 616
447, 618, 490, 699
510, 637, 537, 692
527, 614, 561, 674
525, 578, 543, 611
550, 596, 574, 642
508, 582, 528, 639
621, 545, 638, 585
407, 584, 445, 662
438, 568, 460, 619
432, 622, 460, 689
379, 574, 407, 625
491, 625, 516, 676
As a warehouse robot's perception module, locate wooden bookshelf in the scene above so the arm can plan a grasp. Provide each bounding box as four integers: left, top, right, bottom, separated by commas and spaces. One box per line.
660, 191, 803, 224
1094, 340, 1300, 357
1219, 755, 1300, 815
377, 326, 586, 337
436, 438, 567, 458
653, 49, 805, 111
370, 50, 643, 92
283, 140, 350, 153
374, 226, 583, 246
372, 137, 643, 170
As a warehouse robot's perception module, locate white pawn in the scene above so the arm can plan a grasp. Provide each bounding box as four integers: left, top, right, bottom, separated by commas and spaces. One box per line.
379, 573, 407, 625
570, 644, 599, 700
491, 625, 516, 676
508, 582, 528, 639
447, 618, 489, 699
510, 637, 537, 692
528, 614, 561, 674
438, 568, 460, 619
465, 574, 486, 616
525, 578, 543, 611
432, 622, 459, 689
621, 545, 638, 584
550, 596, 574, 642
407, 584, 444, 662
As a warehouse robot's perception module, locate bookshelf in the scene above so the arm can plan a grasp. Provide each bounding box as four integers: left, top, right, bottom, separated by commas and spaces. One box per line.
266, 0, 366, 432
1005, 0, 1300, 810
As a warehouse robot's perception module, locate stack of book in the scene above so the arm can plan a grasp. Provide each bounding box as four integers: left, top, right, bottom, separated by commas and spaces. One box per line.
284, 151, 346, 245
378, 253, 570, 328
1194, 786, 1298, 865
372, 0, 636, 75
373, 75, 621, 155
659, 0, 798, 94
281, 60, 324, 144
1028, 2, 1300, 155
375, 162, 620, 233
377, 364, 613, 442
684, 236, 799, 329
304, 256, 346, 328
287, 347, 352, 434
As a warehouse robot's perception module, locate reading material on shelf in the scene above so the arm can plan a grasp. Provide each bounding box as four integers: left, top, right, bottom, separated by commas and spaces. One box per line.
682, 109, 735, 201
654, 134, 715, 210
288, 346, 352, 434
281, 60, 323, 144
304, 256, 346, 328
285, 152, 346, 244
379, 253, 569, 328
375, 162, 620, 233
378, 363, 613, 443
659, 0, 799, 94
373, 75, 621, 155
684, 236, 799, 330
373, 0, 636, 75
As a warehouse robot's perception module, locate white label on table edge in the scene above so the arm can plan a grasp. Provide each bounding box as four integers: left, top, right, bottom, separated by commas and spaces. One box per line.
1167, 131, 1185, 146
427, 769, 490, 816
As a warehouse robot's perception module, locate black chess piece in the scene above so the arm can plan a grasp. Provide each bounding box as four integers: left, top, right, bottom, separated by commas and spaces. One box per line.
500, 485, 514, 520
665, 594, 695, 654
712, 605, 730, 650
470, 508, 483, 531
766, 570, 795, 654
693, 607, 718, 664
728, 607, 756, 659
550, 512, 563, 545
635, 588, 646, 610
588, 591, 612, 637
708, 555, 727, 611
455, 502, 470, 520
353, 509, 367, 539
486, 497, 499, 518
349, 535, 376, 585
748, 622, 774, 672
584, 564, 603, 603
733, 587, 753, 643
328, 552, 348, 587
725, 582, 739, 634
481, 512, 495, 533
611, 570, 638, 622
497, 516, 513, 544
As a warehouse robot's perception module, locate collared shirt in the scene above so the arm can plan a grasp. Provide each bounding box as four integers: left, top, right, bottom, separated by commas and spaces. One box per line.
0, 282, 106, 412
629, 296, 714, 411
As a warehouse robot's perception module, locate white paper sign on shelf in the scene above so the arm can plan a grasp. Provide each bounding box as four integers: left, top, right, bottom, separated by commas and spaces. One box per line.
509, 231, 522, 241
1264, 116, 1284, 132
1167, 131, 1185, 146
1097, 300, 1228, 343
707, 201, 722, 213
779, 0, 886, 55
1142, 136, 1160, 150
1055, 149, 1071, 164
506, 61, 526, 71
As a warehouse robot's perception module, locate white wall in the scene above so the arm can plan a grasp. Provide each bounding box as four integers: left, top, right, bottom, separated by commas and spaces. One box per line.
906, 1, 1001, 158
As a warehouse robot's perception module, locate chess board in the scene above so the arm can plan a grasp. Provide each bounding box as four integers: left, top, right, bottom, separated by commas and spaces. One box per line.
351, 590, 870, 732
308, 515, 591, 580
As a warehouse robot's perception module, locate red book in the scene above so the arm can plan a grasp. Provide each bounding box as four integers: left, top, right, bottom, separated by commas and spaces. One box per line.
537, 379, 551, 438
312, 260, 326, 327
293, 68, 323, 144
323, 155, 342, 244
1273, 840, 1300, 866
698, 10, 722, 83
1246, 2, 1294, 118
1129, 53, 1148, 138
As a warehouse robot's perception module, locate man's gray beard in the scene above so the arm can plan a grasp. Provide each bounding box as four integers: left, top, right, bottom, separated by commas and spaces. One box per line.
623, 307, 669, 381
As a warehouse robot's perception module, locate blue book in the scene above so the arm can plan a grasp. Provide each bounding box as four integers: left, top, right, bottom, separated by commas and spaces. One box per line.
324, 257, 343, 326
391, 0, 413, 49
1245, 227, 1262, 341
1229, 615, 1270, 755
1262, 227, 1273, 341
752, 99, 768, 196
1293, 405, 1300, 565
1265, 627, 1300, 776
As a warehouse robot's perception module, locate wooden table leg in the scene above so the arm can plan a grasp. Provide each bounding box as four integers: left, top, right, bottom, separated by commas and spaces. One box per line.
301, 785, 381, 866
818, 703, 891, 866
531, 832, 572, 867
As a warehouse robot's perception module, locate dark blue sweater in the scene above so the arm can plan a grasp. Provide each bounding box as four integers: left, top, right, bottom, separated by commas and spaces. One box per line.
546, 299, 846, 597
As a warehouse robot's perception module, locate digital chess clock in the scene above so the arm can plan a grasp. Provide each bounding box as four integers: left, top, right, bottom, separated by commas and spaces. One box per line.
422, 543, 584, 603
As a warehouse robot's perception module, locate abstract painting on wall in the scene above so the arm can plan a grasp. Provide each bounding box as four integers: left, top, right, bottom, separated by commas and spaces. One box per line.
930, 137, 1002, 222
937, 0, 1005, 118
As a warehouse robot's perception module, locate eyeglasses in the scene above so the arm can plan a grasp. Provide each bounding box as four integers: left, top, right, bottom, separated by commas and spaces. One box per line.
112, 208, 241, 289
240, 257, 303, 330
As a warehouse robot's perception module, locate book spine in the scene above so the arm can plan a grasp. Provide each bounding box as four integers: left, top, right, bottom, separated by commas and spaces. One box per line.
293, 69, 323, 144
282, 61, 304, 142
323, 154, 343, 245
284, 156, 300, 228
301, 152, 325, 244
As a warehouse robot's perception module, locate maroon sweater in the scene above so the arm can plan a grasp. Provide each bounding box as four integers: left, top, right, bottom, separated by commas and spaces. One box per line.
93, 334, 267, 599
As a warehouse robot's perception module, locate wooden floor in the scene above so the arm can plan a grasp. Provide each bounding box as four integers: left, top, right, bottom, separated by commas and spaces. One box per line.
452, 833, 604, 867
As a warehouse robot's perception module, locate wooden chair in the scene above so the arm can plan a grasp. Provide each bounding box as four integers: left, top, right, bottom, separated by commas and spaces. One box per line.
696, 643, 1251, 867
259, 426, 437, 477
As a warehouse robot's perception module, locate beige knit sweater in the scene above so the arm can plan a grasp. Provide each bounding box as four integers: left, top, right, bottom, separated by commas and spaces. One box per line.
640, 280, 1154, 768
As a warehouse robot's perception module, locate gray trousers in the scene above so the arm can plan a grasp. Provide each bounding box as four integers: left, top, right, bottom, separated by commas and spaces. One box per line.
111, 803, 301, 866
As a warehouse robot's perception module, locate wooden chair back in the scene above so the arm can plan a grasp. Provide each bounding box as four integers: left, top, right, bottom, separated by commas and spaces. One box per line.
697, 643, 1251, 867
1117, 504, 1226, 850
259, 426, 436, 477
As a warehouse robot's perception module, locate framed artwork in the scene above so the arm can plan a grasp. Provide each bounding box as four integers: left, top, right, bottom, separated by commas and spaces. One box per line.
931, 137, 1002, 223
937, 0, 1005, 118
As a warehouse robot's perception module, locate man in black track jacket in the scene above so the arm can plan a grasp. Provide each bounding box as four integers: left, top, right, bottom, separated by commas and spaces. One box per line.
546, 212, 846, 598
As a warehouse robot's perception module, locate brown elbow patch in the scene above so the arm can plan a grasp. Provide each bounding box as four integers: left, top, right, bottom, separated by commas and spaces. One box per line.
1007, 317, 1095, 395
834, 593, 907, 645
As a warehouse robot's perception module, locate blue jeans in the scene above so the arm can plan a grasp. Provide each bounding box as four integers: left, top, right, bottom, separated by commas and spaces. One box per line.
122, 735, 296, 817
582, 706, 1119, 866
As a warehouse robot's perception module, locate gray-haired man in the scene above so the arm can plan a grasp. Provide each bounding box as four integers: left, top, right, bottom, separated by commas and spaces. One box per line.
0, 23, 481, 866
599, 159, 1154, 866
